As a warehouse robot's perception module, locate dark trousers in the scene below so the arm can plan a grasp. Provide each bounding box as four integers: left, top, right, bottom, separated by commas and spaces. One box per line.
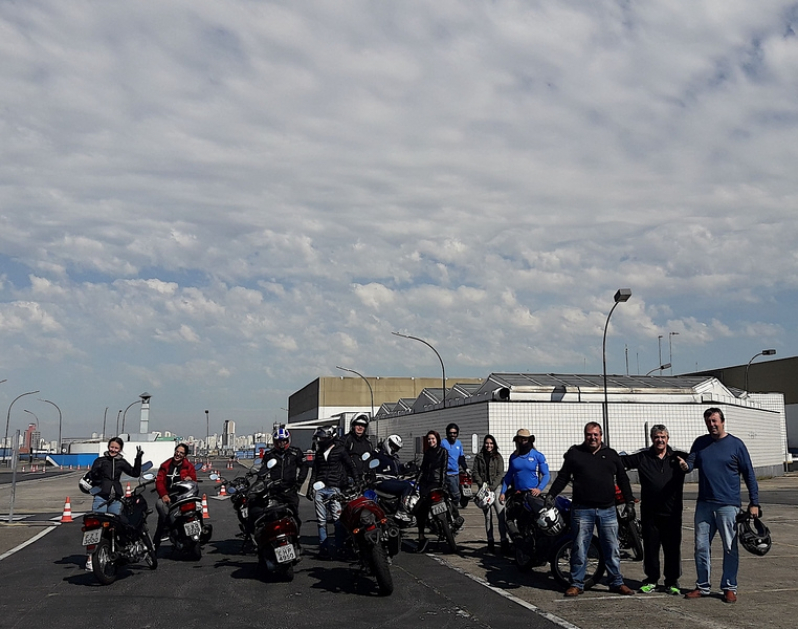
641, 513, 682, 587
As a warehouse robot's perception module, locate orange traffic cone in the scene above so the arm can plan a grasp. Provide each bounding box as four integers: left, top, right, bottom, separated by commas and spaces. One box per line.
215, 472, 221, 483
201, 494, 210, 519
125, 482, 132, 498
219, 483, 227, 497
61, 497, 74, 523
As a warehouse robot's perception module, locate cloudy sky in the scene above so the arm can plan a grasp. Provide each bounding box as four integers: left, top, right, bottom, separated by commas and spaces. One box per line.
1, 1, 797, 441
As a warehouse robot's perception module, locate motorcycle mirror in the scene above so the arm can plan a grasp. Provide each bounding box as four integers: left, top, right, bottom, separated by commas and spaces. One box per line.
266, 458, 277, 469
141, 461, 153, 473
312, 480, 325, 491
194, 463, 203, 470
141, 473, 155, 481
361, 452, 371, 461
209, 473, 220, 481
227, 486, 237, 494
368, 459, 380, 469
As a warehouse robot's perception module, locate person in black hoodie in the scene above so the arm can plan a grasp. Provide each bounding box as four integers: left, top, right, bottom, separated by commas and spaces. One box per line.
622, 424, 688, 595
341, 414, 375, 477
88, 437, 143, 515
547, 422, 636, 597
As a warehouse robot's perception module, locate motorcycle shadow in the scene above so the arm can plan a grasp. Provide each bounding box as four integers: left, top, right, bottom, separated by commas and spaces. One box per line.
477, 553, 567, 593
306, 564, 383, 597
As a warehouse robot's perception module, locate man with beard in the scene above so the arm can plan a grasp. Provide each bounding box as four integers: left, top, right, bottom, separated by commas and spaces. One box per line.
441, 422, 466, 529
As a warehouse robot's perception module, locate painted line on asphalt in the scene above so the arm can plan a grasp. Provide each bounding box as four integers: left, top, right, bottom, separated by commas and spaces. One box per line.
429, 554, 583, 629
0, 525, 58, 562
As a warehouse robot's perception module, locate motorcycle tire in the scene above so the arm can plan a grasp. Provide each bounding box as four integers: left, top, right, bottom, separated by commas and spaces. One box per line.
550, 535, 605, 590
143, 532, 158, 570
626, 519, 644, 561
368, 543, 394, 596
515, 542, 535, 573
279, 562, 295, 582
189, 541, 202, 561
459, 496, 469, 509
92, 539, 118, 585
438, 516, 458, 555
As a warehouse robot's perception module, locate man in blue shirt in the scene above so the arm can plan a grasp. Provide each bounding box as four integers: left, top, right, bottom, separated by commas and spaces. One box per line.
682, 407, 760, 604
440, 423, 466, 529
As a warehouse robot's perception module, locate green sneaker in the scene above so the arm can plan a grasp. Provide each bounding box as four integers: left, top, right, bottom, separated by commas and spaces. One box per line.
665, 586, 681, 595
638, 583, 658, 593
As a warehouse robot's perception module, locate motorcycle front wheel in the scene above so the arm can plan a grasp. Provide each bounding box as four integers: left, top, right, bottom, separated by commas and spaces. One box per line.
515, 541, 535, 572
143, 532, 158, 570
92, 539, 118, 585
368, 543, 394, 596
437, 515, 458, 554
625, 519, 644, 561
550, 535, 605, 589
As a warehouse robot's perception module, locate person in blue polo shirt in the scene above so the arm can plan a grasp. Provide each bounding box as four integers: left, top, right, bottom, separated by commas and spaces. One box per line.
440, 423, 466, 530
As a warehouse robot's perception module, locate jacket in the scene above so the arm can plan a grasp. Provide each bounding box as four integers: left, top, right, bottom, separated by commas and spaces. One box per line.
622, 446, 687, 517
259, 445, 309, 492
310, 442, 358, 489
155, 457, 198, 498
473, 450, 505, 492
89, 452, 142, 500
418, 446, 448, 491
548, 442, 634, 509
342, 431, 375, 476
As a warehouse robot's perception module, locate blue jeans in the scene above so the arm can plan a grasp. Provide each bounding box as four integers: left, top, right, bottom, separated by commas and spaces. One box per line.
314, 487, 344, 548
92, 495, 122, 515
571, 506, 623, 589
693, 501, 739, 593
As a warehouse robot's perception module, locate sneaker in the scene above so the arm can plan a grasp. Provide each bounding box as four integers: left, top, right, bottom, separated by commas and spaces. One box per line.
722, 590, 737, 604
85, 556, 93, 571
665, 586, 682, 595
638, 583, 658, 593
487, 540, 496, 554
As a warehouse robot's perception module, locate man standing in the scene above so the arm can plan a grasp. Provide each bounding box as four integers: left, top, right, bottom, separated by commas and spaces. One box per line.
622, 424, 687, 594
440, 422, 466, 529
547, 422, 636, 596
682, 407, 760, 603
341, 414, 375, 477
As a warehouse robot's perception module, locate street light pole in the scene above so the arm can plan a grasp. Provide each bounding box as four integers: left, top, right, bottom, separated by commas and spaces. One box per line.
121, 399, 141, 434
602, 289, 632, 448
645, 363, 671, 376
336, 365, 377, 440
392, 331, 447, 407
4, 390, 39, 466
205, 410, 210, 457
102, 407, 108, 440
39, 399, 62, 455
745, 349, 776, 392
668, 332, 679, 374
115, 410, 122, 436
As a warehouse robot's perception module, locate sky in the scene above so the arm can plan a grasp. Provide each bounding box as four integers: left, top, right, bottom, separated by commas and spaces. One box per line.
1, 1, 797, 441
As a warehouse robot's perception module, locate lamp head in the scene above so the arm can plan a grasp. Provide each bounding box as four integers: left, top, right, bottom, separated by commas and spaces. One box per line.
614, 288, 632, 303
762, 349, 776, 356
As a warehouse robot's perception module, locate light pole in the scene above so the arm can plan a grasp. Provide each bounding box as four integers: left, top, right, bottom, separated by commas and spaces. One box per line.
121, 399, 141, 434
4, 390, 39, 465
336, 365, 377, 440
39, 399, 62, 455
101, 407, 108, 440
205, 410, 209, 457
745, 349, 776, 392
115, 410, 122, 436
602, 289, 632, 448
392, 331, 447, 407
657, 335, 663, 370
668, 332, 679, 374
645, 363, 671, 376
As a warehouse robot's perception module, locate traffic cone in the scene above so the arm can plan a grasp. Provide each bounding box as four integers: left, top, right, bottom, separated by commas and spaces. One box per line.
125, 482, 132, 498
219, 483, 227, 497
61, 497, 74, 523
201, 494, 210, 519
215, 472, 221, 483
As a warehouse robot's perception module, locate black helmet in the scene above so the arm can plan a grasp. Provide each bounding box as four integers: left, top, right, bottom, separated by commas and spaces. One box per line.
312, 426, 337, 451
351, 414, 369, 429
738, 513, 772, 556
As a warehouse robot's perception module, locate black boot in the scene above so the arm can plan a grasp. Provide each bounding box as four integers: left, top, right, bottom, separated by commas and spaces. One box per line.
487, 540, 496, 554
501, 539, 511, 555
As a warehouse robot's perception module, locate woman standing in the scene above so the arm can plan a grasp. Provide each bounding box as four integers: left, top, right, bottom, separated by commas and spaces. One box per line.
473, 434, 509, 554
415, 430, 448, 553
88, 437, 143, 515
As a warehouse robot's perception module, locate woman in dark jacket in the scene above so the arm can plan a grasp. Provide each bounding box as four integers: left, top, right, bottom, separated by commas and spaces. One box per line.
473, 434, 509, 554
415, 430, 448, 552
89, 437, 143, 515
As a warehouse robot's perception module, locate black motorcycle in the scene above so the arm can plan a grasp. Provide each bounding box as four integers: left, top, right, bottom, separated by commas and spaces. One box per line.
416, 484, 460, 554
215, 470, 257, 552
614, 487, 643, 561
81, 471, 158, 585
164, 471, 213, 560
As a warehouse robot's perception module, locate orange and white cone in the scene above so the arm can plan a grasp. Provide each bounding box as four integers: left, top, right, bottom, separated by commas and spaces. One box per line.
201, 494, 210, 519
125, 482, 132, 498
61, 496, 74, 523
219, 483, 227, 497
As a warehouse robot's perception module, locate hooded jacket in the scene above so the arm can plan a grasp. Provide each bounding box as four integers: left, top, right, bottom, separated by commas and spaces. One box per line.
89, 451, 143, 500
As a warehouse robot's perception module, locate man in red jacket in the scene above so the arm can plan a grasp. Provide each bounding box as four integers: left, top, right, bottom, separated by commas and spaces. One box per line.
154, 443, 197, 548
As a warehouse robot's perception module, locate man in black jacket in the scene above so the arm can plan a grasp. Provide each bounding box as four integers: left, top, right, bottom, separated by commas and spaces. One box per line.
308, 426, 359, 559
341, 414, 375, 477
258, 427, 309, 532
622, 424, 687, 595
547, 422, 636, 597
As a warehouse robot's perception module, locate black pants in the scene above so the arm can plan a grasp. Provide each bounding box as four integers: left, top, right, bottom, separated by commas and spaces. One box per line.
641, 513, 682, 587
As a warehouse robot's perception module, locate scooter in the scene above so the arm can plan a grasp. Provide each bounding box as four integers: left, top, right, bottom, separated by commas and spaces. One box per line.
81, 467, 158, 585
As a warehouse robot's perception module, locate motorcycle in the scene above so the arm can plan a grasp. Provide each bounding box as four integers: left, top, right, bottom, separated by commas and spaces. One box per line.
370, 472, 418, 532
81, 469, 158, 585
505, 491, 607, 589
417, 482, 460, 554
224, 471, 257, 551
615, 485, 643, 561
459, 469, 473, 509
163, 465, 213, 560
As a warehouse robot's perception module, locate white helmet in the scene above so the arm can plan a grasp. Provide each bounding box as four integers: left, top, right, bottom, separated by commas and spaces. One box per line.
385, 434, 403, 454
474, 483, 495, 510
536, 506, 565, 536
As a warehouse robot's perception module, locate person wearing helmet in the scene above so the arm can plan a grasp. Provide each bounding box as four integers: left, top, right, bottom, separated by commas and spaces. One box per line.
257, 427, 309, 532
621, 424, 688, 595
680, 408, 760, 604
308, 425, 359, 559
153, 443, 197, 549
440, 423, 466, 528
473, 434, 509, 555
372, 434, 414, 523
342, 413, 375, 477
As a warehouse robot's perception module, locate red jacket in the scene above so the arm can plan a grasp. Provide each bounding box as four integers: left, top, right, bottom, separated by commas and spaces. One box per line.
155, 457, 197, 498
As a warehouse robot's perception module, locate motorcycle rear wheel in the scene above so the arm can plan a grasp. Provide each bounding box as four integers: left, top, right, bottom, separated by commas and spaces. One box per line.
625, 519, 644, 561
92, 539, 118, 585
279, 562, 295, 582
438, 516, 458, 554
550, 535, 605, 589
515, 542, 534, 572
189, 541, 202, 561
368, 543, 394, 596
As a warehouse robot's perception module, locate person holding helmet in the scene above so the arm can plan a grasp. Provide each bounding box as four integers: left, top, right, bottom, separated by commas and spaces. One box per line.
473, 434, 509, 555
258, 427, 309, 532
308, 426, 359, 559
441, 423, 466, 528
153, 443, 197, 548
342, 413, 375, 477
680, 407, 760, 604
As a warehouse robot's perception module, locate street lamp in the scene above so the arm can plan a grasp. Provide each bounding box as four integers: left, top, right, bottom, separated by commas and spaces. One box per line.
39, 399, 62, 455
602, 289, 632, 447
645, 363, 671, 376
336, 365, 376, 439
101, 407, 108, 440
4, 390, 39, 465
745, 349, 776, 392
668, 332, 679, 374
121, 398, 141, 434
392, 331, 447, 407
115, 410, 122, 436
205, 410, 209, 457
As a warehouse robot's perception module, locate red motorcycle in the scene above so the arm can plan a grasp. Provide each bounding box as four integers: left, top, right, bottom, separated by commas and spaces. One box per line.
459, 469, 473, 508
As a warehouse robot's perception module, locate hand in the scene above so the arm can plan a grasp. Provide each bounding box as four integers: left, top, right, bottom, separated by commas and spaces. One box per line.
622, 503, 636, 520
544, 494, 556, 509
499, 493, 505, 504
135, 446, 143, 458
677, 456, 688, 472
749, 504, 761, 518
529, 488, 541, 497
466, 468, 472, 476
162, 495, 171, 504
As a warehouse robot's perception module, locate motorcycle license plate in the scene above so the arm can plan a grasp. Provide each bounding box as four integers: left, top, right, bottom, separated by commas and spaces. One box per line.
462, 487, 472, 496
431, 502, 447, 516
184, 520, 202, 537
240, 507, 248, 519
82, 529, 102, 546
274, 544, 296, 564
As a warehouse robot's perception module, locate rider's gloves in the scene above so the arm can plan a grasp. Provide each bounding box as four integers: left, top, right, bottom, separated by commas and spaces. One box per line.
135, 446, 143, 460
544, 494, 556, 509
622, 502, 636, 520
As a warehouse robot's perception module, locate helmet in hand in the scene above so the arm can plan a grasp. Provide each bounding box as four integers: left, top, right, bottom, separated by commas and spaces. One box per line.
474, 484, 495, 510
738, 514, 772, 556
536, 506, 565, 536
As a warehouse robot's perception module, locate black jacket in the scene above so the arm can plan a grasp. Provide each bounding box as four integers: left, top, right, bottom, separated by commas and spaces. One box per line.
621, 446, 687, 517
548, 442, 633, 509
259, 446, 309, 493
342, 431, 375, 476
89, 452, 142, 500
418, 446, 448, 491
310, 443, 358, 489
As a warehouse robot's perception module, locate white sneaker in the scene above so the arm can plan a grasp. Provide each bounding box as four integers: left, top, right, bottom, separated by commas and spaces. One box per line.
85, 556, 93, 571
